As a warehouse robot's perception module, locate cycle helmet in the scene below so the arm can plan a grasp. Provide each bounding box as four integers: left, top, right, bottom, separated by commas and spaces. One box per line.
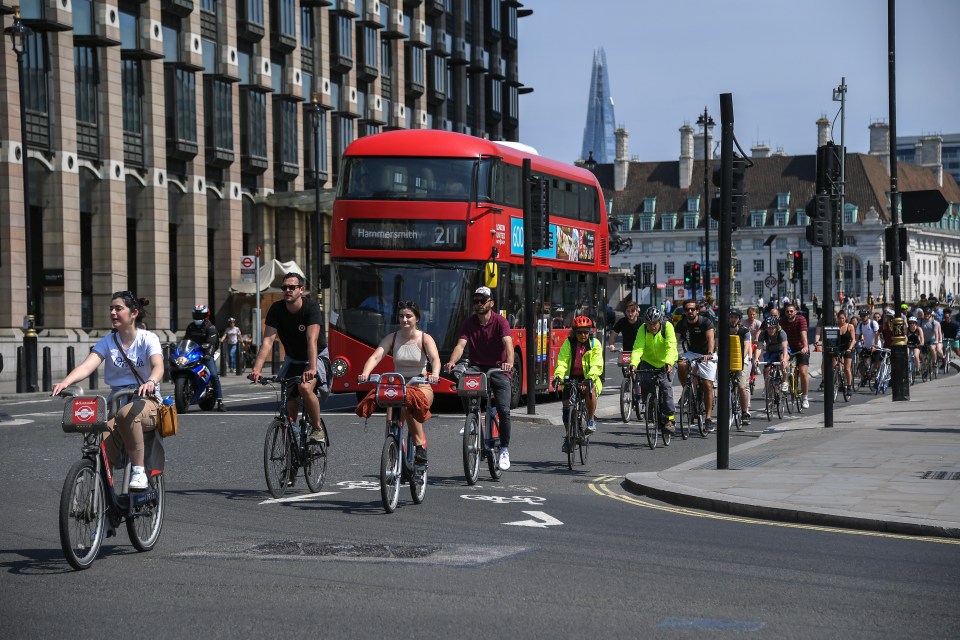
192, 304, 209, 321
572, 315, 594, 329
884, 309, 895, 317
763, 317, 780, 329
908, 316, 918, 323
858, 308, 868, 317
729, 308, 743, 318
643, 306, 664, 324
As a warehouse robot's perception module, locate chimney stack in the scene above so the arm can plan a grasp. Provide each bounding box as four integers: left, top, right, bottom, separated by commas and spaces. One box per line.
614, 127, 629, 191
679, 124, 694, 190
817, 117, 831, 148
693, 130, 714, 161
919, 135, 944, 186
869, 121, 890, 174
751, 142, 771, 158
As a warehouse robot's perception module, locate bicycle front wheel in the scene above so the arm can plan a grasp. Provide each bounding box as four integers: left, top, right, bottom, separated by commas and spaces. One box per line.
380, 436, 401, 513
644, 393, 658, 450
618, 377, 632, 423
304, 419, 328, 492
263, 419, 291, 499
764, 380, 774, 422
59, 459, 106, 571
409, 435, 427, 505
576, 402, 589, 465
462, 411, 481, 485
566, 402, 579, 469
127, 473, 165, 552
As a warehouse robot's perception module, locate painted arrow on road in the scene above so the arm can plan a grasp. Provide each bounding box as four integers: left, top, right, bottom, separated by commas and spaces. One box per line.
503, 511, 563, 528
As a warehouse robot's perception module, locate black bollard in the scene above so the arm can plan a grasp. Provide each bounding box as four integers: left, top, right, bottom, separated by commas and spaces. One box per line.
67, 346, 76, 372
271, 342, 280, 375
23, 316, 38, 393
42, 347, 52, 392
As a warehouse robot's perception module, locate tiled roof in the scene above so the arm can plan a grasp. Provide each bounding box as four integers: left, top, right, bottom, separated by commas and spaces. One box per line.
600, 153, 960, 228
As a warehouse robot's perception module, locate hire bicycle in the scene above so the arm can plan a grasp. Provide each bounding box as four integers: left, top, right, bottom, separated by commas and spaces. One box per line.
760, 361, 788, 421
367, 373, 428, 513
57, 388, 165, 570
831, 354, 853, 402
259, 376, 329, 499
617, 351, 643, 423
677, 356, 708, 438
557, 377, 591, 469
456, 368, 505, 484
874, 348, 892, 394
637, 364, 679, 449
785, 354, 804, 414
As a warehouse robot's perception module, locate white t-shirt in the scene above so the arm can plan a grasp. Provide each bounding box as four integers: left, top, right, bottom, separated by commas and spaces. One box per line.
857, 319, 881, 349
92, 330, 163, 389
224, 326, 241, 345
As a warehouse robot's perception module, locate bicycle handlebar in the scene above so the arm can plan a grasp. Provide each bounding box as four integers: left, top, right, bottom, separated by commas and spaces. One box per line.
365, 373, 430, 386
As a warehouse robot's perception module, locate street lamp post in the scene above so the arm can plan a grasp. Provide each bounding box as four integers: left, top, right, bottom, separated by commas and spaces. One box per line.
6, 6, 38, 393
584, 150, 597, 173
697, 108, 715, 302
763, 234, 777, 305
310, 93, 325, 303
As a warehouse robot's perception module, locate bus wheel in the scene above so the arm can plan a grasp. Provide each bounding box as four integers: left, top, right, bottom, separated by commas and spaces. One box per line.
509, 356, 523, 409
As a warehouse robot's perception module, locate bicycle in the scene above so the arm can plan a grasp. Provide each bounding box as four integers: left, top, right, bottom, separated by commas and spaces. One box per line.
677, 356, 708, 438
366, 373, 429, 513
456, 368, 505, 484
874, 348, 892, 394
759, 361, 787, 421
57, 387, 165, 570
831, 354, 852, 402
920, 345, 938, 382
617, 351, 643, 423
637, 364, 679, 448
786, 353, 804, 414
557, 377, 592, 469
259, 376, 328, 499
848, 347, 861, 390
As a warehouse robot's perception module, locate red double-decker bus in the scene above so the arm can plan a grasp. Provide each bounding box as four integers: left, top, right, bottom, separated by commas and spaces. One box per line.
328, 130, 610, 406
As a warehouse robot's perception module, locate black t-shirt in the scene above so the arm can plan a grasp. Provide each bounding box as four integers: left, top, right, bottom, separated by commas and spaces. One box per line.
676, 314, 714, 354
612, 316, 641, 351
265, 297, 327, 361
942, 318, 958, 340
760, 328, 788, 355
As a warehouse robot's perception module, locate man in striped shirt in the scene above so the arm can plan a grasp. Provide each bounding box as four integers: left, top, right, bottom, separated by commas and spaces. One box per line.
781, 301, 810, 409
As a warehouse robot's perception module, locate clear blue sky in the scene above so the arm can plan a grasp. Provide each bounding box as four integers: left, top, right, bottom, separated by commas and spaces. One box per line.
517, 0, 960, 163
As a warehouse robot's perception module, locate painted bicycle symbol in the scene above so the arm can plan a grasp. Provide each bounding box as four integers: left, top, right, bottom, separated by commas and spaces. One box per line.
460, 494, 546, 505
336, 480, 380, 491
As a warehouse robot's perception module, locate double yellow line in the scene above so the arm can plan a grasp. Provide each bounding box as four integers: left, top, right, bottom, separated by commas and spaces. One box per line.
588, 475, 960, 545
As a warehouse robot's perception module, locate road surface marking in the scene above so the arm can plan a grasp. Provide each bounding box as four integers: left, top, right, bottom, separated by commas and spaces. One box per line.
503, 511, 563, 528
259, 491, 338, 504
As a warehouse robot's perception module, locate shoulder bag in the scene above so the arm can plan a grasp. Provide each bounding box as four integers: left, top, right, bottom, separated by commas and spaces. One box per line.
114, 334, 178, 437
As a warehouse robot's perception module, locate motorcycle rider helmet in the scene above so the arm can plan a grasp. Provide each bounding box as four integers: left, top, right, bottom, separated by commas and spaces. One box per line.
643, 306, 664, 324
193, 304, 209, 325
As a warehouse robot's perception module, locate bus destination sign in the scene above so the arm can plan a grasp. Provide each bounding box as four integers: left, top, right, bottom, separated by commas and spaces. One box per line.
347, 219, 467, 252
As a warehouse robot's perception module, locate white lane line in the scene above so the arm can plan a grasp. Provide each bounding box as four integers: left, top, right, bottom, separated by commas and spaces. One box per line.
259, 491, 339, 505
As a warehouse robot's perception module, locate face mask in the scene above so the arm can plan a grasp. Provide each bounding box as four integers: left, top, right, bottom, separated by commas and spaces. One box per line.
193, 319, 204, 326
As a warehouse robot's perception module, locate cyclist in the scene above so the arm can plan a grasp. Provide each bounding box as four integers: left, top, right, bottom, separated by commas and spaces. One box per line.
445, 286, 515, 471
629, 306, 678, 431
607, 301, 641, 352
754, 317, 790, 393
781, 301, 810, 408
942, 308, 959, 361
183, 303, 225, 412
675, 300, 717, 432
248, 272, 330, 445
906, 316, 924, 374
836, 310, 856, 389
553, 315, 604, 452
729, 308, 753, 426
919, 308, 944, 366
856, 308, 882, 375
358, 301, 441, 465
880, 308, 896, 351
52, 291, 164, 491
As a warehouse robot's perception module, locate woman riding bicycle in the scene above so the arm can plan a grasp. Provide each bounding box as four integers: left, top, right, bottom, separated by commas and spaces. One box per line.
553, 315, 603, 453
358, 301, 440, 465
51, 291, 164, 492
836, 310, 856, 388
906, 316, 924, 374
629, 306, 678, 432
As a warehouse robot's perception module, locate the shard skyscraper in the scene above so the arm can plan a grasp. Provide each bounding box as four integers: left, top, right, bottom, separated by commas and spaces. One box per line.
580, 48, 617, 164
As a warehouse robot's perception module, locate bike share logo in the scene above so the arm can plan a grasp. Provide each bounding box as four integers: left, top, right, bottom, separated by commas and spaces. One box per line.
464, 376, 481, 391
72, 398, 100, 423
381, 386, 401, 400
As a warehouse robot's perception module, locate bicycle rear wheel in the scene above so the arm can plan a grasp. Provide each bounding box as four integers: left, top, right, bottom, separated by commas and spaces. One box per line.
127, 473, 165, 552
380, 436, 401, 513
409, 434, 427, 505
678, 387, 697, 436
462, 411, 481, 485
644, 393, 659, 450
776, 389, 785, 419
59, 459, 106, 571
576, 401, 590, 465
263, 419, 291, 499
619, 378, 632, 423
304, 419, 328, 492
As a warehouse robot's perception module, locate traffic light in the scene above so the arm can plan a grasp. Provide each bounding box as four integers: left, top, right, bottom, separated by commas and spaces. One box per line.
866, 262, 873, 283
683, 263, 693, 287
529, 176, 551, 250
709, 153, 748, 229
815, 142, 843, 195
792, 251, 803, 279
805, 194, 836, 247
634, 263, 643, 287
691, 263, 701, 288
881, 263, 889, 280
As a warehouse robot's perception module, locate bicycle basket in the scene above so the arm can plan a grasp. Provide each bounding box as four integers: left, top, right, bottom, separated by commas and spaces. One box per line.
456, 372, 488, 397
61, 396, 110, 434
620, 352, 632, 366
375, 373, 407, 408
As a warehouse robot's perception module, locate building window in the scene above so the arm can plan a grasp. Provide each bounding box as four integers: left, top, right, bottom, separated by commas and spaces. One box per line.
23, 32, 51, 151
643, 197, 656, 213
119, 1, 141, 49
332, 114, 355, 176
686, 241, 699, 252
337, 15, 353, 59
753, 259, 764, 273
166, 68, 198, 150
74, 46, 100, 160
774, 211, 788, 227
242, 0, 265, 27
683, 213, 698, 229
751, 211, 766, 227
205, 78, 234, 158
687, 196, 699, 212
777, 192, 790, 209
121, 59, 145, 167
640, 241, 653, 253
709, 218, 718, 230
775, 238, 787, 249
844, 204, 858, 224
797, 208, 809, 226
734, 258, 742, 273
754, 281, 765, 298
663, 241, 675, 253
662, 214, 676, 230
664, 261, 675, 275
639, 214, 654, 232
616, 214, 633, 231
273, 0, 296, 40
304, 106, 328, 180
752, 238, 764, 250
275, 99, 299, 167
240, 89, 268, 161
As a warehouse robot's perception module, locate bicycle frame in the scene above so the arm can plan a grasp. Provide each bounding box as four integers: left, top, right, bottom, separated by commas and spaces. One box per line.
369, 373, 429, 512
457, 368, 504, 483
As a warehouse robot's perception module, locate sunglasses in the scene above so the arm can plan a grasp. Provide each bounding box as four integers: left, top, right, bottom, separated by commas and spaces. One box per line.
575, 330, 590, 335
281, 284, 301, 291
473, 297, 490, 305
684, 307, 697, 312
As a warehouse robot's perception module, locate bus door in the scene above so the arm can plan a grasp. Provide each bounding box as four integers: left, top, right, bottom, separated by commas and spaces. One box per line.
533, 269, 550, 391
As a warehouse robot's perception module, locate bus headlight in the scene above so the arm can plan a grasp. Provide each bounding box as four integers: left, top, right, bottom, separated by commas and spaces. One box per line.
331, 357, 349, 378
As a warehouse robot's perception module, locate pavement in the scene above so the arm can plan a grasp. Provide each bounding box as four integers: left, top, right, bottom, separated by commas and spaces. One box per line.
3, 357, 959, 539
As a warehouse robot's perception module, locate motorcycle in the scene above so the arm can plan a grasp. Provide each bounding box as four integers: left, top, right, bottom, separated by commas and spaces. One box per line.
168, 339, 219, 413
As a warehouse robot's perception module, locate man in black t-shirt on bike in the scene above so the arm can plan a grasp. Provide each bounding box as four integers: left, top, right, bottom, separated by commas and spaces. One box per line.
608, 301, 641, 352
675, 300, 717, 431
249, 272, 330, 444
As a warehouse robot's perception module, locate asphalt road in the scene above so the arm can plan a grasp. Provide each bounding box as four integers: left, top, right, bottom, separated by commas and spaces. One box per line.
1, 370, 957, 639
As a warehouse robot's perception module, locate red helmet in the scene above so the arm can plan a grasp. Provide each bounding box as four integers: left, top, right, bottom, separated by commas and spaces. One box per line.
572, 315, 594, 329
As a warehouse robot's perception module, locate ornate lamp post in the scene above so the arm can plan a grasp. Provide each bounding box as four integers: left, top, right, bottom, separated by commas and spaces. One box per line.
696, 108, 715, 301
309, 93, 326, 300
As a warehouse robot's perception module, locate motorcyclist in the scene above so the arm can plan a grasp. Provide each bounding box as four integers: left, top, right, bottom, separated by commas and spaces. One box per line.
184, 304, 225, 412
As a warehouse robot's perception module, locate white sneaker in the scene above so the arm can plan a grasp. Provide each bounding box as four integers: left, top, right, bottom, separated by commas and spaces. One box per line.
498, 448, 511, 471
130, 466, 148, 491
801, 396, 810, 409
